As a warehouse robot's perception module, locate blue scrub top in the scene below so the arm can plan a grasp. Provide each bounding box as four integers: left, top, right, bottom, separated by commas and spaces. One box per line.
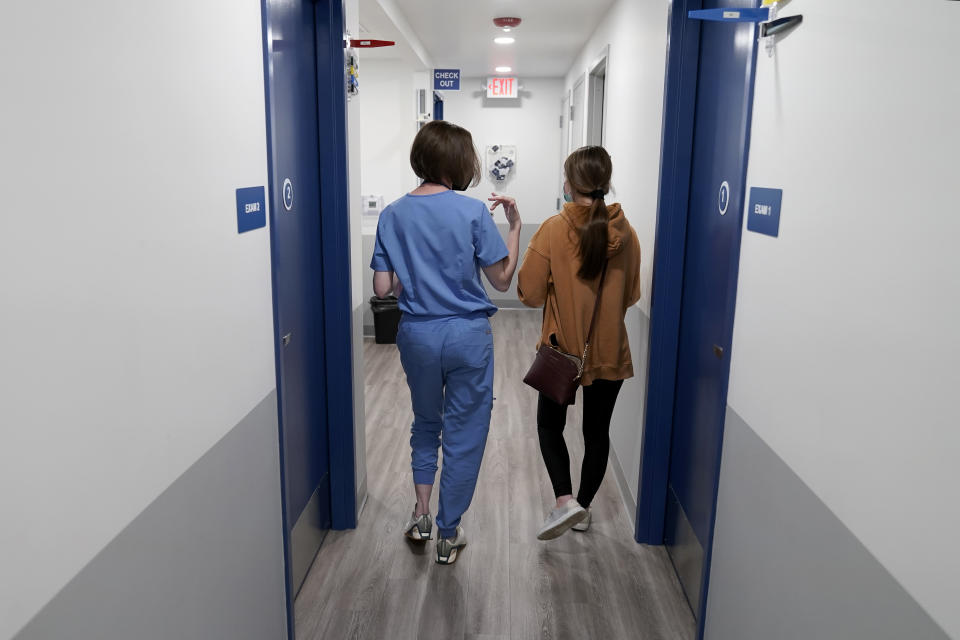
370, 190, 508, 318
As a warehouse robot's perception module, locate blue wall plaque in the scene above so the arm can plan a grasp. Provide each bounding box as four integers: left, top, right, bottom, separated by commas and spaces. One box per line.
236, 186, 266, 234
747, 187, 782, 237
434, 69, 460, 91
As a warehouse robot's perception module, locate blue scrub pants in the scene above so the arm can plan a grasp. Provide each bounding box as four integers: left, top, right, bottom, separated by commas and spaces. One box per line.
396, 313, 494, 538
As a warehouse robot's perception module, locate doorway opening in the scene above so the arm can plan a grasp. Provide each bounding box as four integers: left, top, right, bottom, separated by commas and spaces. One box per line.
586, 51, 607, 146
559, 89, 571, 207
570, 75, 586, 151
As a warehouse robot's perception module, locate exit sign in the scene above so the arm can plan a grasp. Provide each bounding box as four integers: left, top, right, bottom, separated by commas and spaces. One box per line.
486, 77, 518, 99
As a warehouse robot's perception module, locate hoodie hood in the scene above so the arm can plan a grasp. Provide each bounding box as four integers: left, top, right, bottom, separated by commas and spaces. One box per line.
559, 202, 629, 257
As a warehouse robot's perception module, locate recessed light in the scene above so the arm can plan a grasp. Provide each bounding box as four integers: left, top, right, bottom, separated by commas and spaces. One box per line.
502, 27, 512, 32
494, 37, 515, 45
495, 66, 512, 73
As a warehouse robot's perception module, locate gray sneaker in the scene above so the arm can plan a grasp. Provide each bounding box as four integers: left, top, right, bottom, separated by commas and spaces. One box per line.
572, 508, 592, 532
403, 511, 433, 542
436, 526, 467, 565
537, 499, 587, 540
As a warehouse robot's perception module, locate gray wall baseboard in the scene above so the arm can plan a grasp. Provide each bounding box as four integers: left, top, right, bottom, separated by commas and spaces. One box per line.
606, 306, 650, 510
705, 407, 949, 640
608, 445, 637, 527
15, 391, 288, 640
494, 300, 534, 310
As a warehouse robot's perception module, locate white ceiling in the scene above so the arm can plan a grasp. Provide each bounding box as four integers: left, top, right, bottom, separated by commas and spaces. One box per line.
359, 0, 617, 77
358, 0, 424, 66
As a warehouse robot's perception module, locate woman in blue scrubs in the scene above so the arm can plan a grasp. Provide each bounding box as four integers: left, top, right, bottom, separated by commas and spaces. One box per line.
371, 120, 522, 565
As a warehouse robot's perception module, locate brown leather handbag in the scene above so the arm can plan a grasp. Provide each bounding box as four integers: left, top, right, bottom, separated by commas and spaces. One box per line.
523, 263, 608, 405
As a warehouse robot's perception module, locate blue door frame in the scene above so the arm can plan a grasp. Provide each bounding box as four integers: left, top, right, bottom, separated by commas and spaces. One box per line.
312, 0, 357, 534
260, 0, 356, 636
636, 0, 760, 636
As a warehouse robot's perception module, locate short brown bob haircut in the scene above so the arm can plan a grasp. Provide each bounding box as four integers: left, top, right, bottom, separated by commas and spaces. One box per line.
410, 120, 481, 191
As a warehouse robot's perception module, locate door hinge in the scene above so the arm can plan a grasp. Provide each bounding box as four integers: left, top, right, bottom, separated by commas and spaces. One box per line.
570, 105, 575, 120
559, 114, 563, 128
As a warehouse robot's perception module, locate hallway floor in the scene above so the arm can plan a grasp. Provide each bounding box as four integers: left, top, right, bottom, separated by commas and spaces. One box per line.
295, 311, 695, 640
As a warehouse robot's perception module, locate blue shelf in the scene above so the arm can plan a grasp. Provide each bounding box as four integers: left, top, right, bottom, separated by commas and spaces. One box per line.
687, 7, 770, 23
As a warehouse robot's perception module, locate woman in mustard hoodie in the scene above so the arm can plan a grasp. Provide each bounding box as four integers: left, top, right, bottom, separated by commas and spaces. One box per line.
517, 146, 642, 540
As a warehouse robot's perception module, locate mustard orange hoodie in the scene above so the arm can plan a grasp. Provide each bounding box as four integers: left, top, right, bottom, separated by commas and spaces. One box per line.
517, 202, 642, 385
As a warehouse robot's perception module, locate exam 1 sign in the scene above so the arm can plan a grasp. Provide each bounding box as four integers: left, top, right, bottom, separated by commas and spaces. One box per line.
486, 77, 518, 99
747, 187, 782, 237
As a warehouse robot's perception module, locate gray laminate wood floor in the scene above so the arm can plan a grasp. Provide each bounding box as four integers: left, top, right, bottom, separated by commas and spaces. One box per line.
295, 310, 695, 640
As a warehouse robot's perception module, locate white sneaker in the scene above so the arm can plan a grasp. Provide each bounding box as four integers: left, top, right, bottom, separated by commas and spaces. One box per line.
403, 510, 432, 542
436, 526, 467, 565
572, 508, 591, 532
537, 499, 587, 540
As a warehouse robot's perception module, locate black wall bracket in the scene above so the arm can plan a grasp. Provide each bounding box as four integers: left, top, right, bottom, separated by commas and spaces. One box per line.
761, 14, 803, 38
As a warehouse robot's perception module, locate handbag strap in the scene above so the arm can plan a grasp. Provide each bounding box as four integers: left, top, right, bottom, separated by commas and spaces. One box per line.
582, 261, 609, 360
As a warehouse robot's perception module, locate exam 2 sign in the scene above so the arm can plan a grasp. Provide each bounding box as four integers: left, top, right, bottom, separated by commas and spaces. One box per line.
236, 186, 266, 234
486, 77, 518, 99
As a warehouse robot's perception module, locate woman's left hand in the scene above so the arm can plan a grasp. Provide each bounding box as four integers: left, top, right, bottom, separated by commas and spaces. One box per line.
488, 193, 521, 230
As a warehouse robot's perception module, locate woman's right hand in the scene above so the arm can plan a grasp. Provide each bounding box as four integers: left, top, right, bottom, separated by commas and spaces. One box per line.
488, 193, 521, 230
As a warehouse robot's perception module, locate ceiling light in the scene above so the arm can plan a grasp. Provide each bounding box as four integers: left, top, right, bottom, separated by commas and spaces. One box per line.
494, 37, 515, 45
502, 27, 512, 32
495, 66, 512, 73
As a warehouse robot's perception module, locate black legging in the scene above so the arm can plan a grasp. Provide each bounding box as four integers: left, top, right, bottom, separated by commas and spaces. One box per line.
536, 378, 624, 508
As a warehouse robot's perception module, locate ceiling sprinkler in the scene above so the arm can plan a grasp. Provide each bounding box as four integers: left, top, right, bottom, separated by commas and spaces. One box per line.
493, 17, 521, 32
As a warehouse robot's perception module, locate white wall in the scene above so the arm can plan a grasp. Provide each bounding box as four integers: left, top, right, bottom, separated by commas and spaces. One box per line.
725, 2, 960, 636
444, 77, 564, 224
359, 75, 564, 311
358, 68, 561, 241
564, 0, 668, 317
359, 59, 419, 208
358, 58, 420, 329
562, 0, 669, 507
0, 2, 278, 637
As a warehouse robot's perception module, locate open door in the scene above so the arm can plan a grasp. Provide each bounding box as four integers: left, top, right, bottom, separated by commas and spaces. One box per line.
659, 0, 760, 632
264, 0, 332, 597
261, 1, 357, 626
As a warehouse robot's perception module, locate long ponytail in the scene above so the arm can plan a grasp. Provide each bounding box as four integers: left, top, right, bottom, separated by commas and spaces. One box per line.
564, 146, 613, 280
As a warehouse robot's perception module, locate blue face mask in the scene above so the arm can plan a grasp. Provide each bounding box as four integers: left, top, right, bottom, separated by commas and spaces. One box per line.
563, 191, 573, 203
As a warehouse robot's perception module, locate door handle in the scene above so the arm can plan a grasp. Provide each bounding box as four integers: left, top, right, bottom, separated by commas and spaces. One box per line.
282, 333, 292, 347
713, 344, 724, 359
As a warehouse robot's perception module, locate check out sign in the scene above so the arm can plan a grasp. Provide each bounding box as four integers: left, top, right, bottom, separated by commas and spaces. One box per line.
486, 77, 518, 99
434, 69, 460, 91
